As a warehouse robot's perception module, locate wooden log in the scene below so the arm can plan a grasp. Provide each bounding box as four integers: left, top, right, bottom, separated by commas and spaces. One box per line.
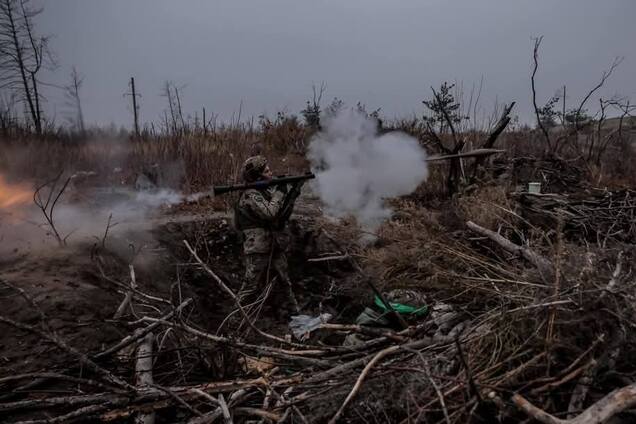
135, 332, 155, 424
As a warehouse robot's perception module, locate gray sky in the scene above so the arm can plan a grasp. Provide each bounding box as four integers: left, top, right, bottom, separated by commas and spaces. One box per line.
38, 0, 636, 129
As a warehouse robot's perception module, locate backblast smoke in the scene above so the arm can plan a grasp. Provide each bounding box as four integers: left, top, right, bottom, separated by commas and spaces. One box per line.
308, 109, 428, 231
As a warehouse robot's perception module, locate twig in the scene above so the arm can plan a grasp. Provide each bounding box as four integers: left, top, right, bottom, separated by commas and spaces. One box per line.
151, 383, 203, 418
455, 336, 482, 402
306, 254, 349, 263
530, 359, 597, 395
0, 372, 121, 392
328, 344, 402, 424
146, 318, 332, 367
32, 171, 72, 246
95, 298, 192, 359
425, 366, 451, 424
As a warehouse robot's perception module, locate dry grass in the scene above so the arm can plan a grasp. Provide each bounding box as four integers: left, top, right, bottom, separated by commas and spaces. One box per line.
0, 119, 311, 191
455, 185, 515, 230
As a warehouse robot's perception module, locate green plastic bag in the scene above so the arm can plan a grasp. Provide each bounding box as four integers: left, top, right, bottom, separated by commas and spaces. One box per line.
374, 295, 428, 316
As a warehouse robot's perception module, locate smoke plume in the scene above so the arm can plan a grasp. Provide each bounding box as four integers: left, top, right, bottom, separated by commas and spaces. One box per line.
0, 177, 188, 260
308, 109, 428, 231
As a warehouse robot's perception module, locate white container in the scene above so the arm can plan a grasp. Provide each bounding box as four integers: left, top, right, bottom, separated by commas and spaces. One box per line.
528, 182, 541, 194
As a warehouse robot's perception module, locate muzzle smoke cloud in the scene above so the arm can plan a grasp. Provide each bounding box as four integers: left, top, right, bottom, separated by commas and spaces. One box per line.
0, 179, 187, 259
308, 109, 428, 230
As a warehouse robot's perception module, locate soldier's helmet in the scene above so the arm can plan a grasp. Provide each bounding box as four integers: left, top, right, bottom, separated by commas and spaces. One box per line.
384, 288, 427, 307
242, 155, 268, 182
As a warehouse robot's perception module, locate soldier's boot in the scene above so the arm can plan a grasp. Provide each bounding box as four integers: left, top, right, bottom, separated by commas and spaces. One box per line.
283, 277, 300, 314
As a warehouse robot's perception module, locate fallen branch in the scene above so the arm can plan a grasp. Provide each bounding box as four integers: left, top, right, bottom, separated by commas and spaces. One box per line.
467, 220, 553, 277
146, 318, 333, 368
427, 148, 506, 162
95, 298, 192, 359
0, 372, 122, 393
187, 389, 251, 424
217, 393, 232, 423
114, 264, 138, 320
513, 381, 636, 424
328, 344, 401, 424
306, 254, 350, 263
135, 332, 155, 424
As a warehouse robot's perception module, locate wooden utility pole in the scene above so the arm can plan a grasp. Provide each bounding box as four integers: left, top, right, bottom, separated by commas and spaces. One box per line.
131, 77, 140, 137
125, 77, 140, 137
202, 106, 207, 136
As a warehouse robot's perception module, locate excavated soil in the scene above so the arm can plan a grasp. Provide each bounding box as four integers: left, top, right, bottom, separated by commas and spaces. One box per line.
0, 199, 363, 420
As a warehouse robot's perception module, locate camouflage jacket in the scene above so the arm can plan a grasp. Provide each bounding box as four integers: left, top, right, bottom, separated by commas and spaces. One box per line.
235, 187, 289, 255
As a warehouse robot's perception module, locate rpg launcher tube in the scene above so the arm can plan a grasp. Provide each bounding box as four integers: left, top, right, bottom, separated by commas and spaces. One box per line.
212, 172, 315, 196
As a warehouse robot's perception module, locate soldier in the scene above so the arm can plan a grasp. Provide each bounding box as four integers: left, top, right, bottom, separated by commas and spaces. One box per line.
234, 155, 304, 312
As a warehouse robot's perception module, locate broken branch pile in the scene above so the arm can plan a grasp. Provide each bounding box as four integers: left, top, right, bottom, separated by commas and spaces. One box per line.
516, 189, 636, 243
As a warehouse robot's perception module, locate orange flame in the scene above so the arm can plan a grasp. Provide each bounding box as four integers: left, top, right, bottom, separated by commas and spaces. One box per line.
0, 174, 32, 209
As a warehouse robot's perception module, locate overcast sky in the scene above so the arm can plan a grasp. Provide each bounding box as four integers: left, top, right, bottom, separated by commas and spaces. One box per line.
37, 0, 636, 129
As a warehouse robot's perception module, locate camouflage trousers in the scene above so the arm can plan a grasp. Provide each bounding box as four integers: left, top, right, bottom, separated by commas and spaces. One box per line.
239, 251, 299, 312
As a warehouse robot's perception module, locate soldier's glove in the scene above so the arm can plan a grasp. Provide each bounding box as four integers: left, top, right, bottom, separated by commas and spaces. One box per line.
276, 183, 289, 194
289, 181, 304, 199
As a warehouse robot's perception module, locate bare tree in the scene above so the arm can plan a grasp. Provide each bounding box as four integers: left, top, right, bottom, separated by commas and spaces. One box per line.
64, 67, 85, 133
33, 171, 72, 247
590, 97, 635, 165
301, 82, 326, 130
0, 0, 52, 134
530, 36, 553, 152
161, 81, 188, 136
531, 36, 625, 159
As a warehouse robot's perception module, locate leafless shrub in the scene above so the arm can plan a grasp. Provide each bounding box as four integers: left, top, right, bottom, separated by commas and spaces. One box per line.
33, 170, 72, 246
